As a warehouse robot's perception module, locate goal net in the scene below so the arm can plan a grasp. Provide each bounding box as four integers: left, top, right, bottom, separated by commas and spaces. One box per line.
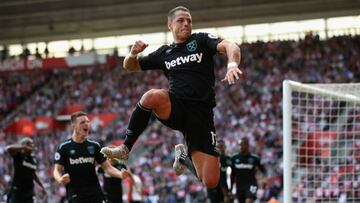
283, 80, 360, 203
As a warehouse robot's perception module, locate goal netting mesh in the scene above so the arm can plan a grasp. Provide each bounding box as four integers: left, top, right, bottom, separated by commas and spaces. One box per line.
283, 80, 360, 203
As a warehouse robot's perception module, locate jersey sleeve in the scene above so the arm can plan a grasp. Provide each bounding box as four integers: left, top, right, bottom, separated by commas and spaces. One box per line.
198, 32, 223, 55
54, 145, 65, 165
139, 45, 167, 71
95, 144, 107, 164
119, 163, 127, 170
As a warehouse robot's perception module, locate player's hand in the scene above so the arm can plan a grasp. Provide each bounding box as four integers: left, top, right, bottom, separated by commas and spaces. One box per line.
60, 173, 71, 185
120, 168, 131, 179
130, 40, 149, 56
221, 66, 243, 85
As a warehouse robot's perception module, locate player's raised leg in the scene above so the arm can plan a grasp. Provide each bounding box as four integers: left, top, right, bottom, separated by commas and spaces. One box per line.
173, 144, 220, 188
101, 89, 171, 161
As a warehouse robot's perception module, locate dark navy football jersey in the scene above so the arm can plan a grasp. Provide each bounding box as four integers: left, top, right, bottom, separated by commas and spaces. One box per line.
98, 162, 126, 199
54, 138, 106, 198
11, 152, 37, 190
231, 153, 265, 189
139, 32, 223, 107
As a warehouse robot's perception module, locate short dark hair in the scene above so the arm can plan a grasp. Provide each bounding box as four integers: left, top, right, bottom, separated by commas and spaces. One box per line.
71, 111, 88, 123
167, 6, 190, 20
238, 136, 249, 144
20, 137, 34, 145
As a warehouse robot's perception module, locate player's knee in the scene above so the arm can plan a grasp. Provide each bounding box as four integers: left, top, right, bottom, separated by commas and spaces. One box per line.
140, 89, 160, 107
140, 89, 168, 108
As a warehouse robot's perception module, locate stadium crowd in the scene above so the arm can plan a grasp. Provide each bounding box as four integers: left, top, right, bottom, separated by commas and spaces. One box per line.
1, 33, 360, 202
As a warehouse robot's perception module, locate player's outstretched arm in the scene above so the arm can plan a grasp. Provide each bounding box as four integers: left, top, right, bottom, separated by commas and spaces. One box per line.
101, 160, 131, 179
217, 39, 243, 85
6, 144, 24, 155
5, 144, 34, 155
34, 172, 47, 197
123, 40, 149, 72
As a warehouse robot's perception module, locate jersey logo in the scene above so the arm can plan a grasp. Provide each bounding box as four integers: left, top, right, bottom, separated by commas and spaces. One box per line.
87, 146, 95, 155
55, 152, 61, 161
208, 33, 218, 39
186, 40, 197, 52
164, 53, 203, 69
70, 157, 95, 165
70, 149, 76, 155
235, 163, 253, 169
22, 160, 37, 170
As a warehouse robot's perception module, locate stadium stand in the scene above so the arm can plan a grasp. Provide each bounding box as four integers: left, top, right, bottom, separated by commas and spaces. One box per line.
1, 33, 360, 202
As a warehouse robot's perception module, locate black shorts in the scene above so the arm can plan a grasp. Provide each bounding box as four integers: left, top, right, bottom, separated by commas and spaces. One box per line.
68, 191, 106, 203
8, 189, 34, 203
68, 196, 106, 203
105, 193, 123, 203
158, 92, 218, 157
236, 184, 258, 203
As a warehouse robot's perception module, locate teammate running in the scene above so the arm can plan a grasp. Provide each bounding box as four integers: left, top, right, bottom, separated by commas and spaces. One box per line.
53, 111, 130, 203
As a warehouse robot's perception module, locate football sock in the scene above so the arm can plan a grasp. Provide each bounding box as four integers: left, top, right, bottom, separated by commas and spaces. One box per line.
124, 102, 152, 150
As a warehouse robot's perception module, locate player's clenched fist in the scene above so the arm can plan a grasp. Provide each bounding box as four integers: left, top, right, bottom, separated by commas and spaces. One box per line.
130, 40, 149, 56
120, 168, 131, 179
59, 173, 71, 185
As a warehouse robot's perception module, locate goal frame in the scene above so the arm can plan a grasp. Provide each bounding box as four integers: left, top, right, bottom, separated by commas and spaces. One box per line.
282, 80, 360, 202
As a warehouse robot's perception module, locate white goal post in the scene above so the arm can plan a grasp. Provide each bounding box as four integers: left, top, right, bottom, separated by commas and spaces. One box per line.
283, 80, 360, 203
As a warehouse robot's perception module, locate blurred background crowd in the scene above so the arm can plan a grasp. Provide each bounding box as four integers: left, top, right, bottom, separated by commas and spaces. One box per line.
0, 33, 359, 202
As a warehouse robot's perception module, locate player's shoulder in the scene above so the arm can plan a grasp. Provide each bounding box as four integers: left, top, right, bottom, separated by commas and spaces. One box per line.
153, 44, 170, 55
86, 138, 101, 147
230, 152, 241, 158
192, 32, 220, 40
250, 153, 261, 159
58, 138, 73, 150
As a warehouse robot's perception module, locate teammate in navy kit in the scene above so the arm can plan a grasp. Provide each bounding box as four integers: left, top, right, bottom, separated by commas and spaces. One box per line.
6, 137, 47, 203
101, 6, 242, 188
207, 140, 233, 203
98, 145, 127, 203
53, 111, 130, 203
230, 137, 266, 203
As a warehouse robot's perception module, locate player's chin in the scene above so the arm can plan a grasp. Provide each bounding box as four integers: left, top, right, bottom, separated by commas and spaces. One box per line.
180, 30, 191, 37
183, 32, 191, 38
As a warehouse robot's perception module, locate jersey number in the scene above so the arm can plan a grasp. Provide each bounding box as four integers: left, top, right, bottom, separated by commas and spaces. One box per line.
211, 131, 216, 146
249, 185, 258, 194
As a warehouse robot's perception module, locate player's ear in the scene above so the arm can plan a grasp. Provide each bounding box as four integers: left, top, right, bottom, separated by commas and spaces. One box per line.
167, 20, 172, 31
71, 121, 75, 129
